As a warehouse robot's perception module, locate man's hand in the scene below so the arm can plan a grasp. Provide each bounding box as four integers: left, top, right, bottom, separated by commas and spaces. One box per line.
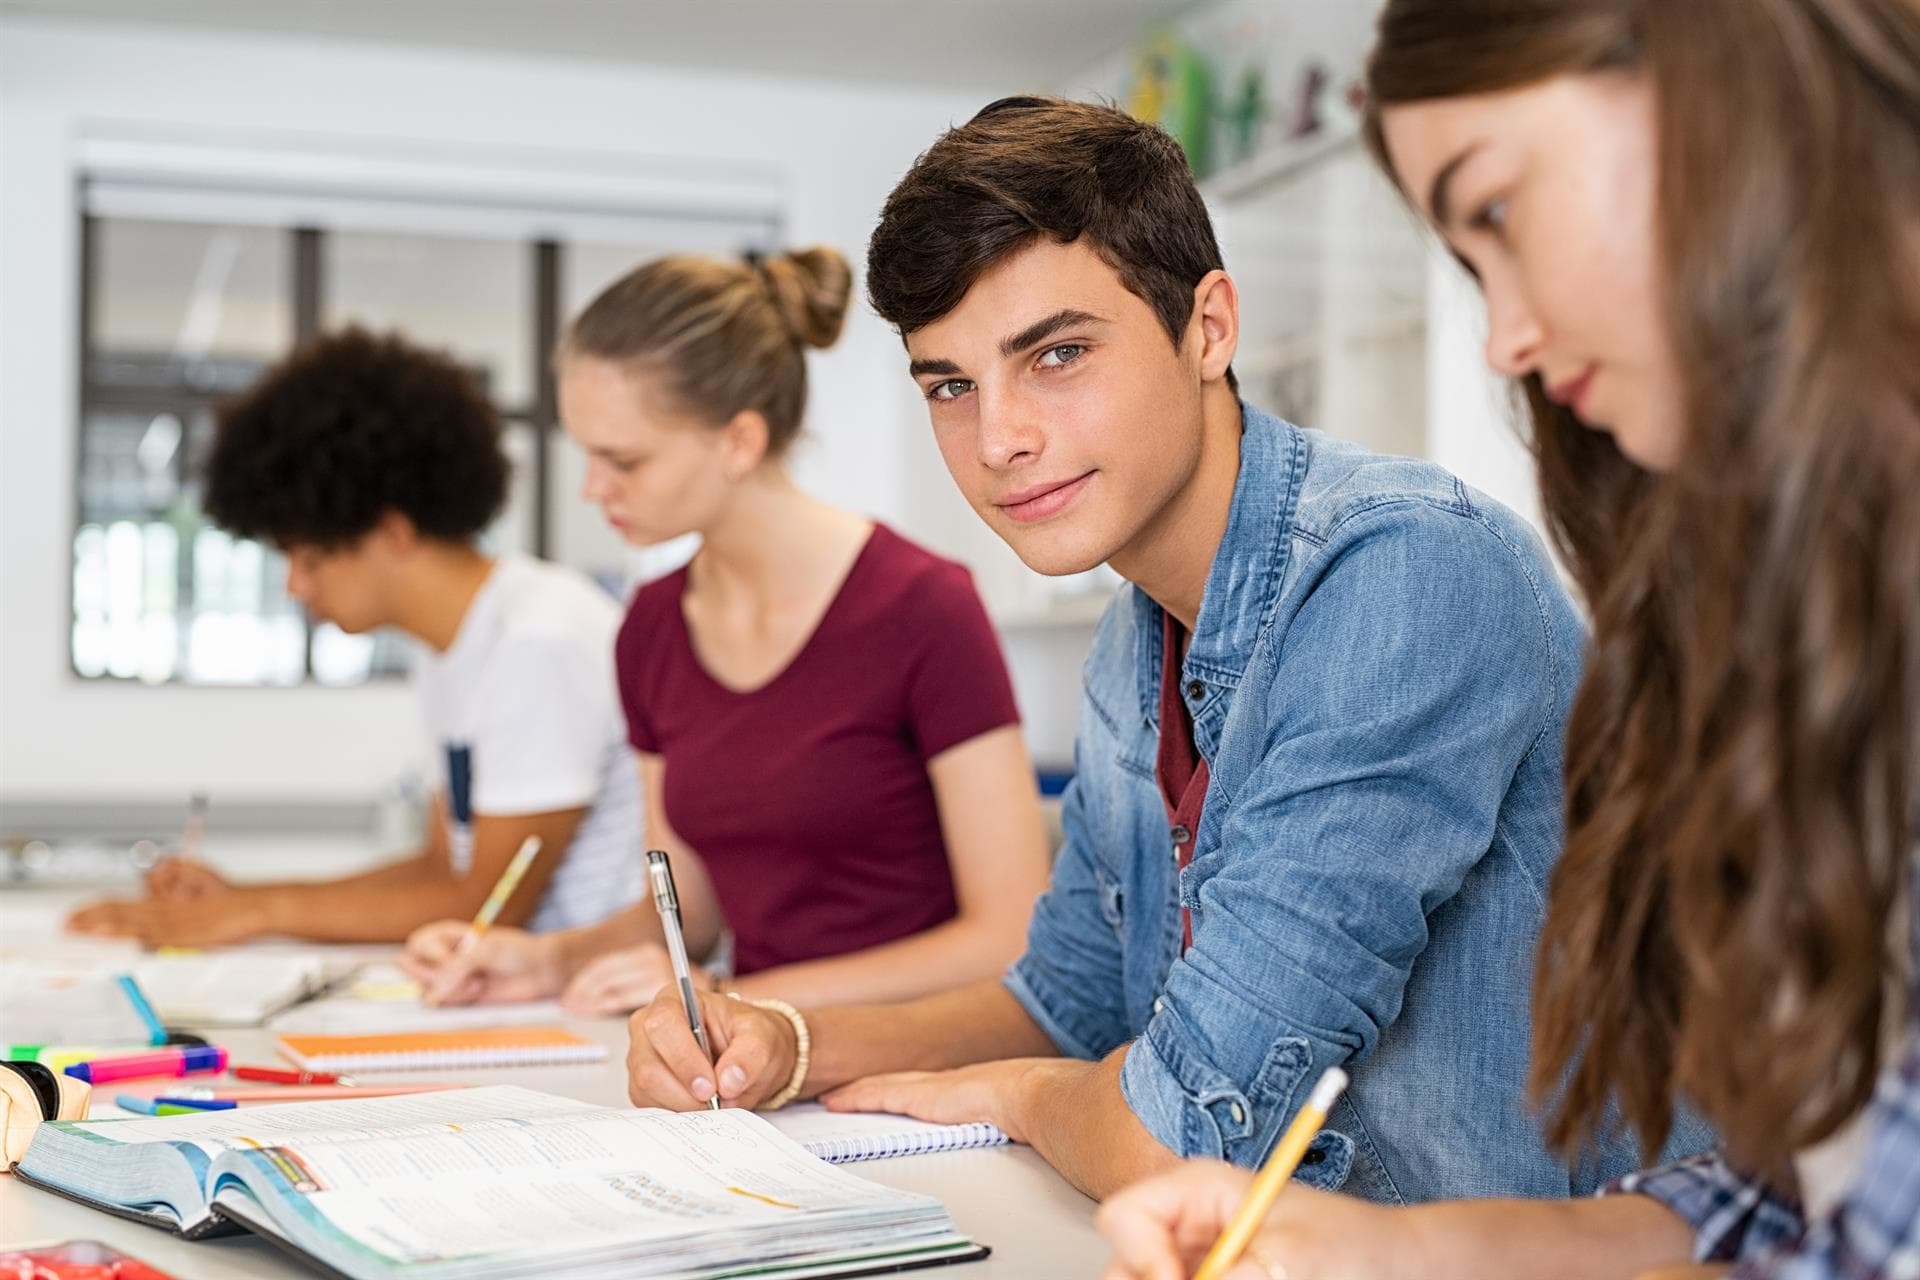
562, 943, 707, 1017
820, 1059, 1063, 1144
65, 892, 271, 948
144, 856, 230, 900
400, 922, 565, 1006
626, 988, 797, 1110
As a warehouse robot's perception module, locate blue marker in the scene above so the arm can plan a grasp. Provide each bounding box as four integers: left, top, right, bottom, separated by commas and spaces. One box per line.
446, 742, 475, 875
116, 974, 168, 1047
116, 1095, 215, 1116
154, 1095, 236, 1110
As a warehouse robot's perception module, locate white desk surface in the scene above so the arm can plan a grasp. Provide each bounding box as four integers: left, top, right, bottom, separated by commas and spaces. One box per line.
0, 881, 1108, 1279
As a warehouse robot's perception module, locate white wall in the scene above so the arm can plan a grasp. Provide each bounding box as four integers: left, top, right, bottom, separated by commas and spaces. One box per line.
0, 16, 993, 805
1069, 0, 1544, 537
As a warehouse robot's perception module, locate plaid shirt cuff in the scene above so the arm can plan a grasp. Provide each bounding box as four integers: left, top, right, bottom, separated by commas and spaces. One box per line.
1607, 1150, 1806, 1264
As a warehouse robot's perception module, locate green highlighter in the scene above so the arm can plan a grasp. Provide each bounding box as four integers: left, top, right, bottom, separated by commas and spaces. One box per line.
4, 1045, 120, 1071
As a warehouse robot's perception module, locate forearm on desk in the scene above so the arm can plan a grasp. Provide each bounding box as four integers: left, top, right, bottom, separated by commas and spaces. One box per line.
1014, 1049, 1178, 1200
730, 913, 1027, 1007
802, 981, 1062, 1095
244, 873, 499, 943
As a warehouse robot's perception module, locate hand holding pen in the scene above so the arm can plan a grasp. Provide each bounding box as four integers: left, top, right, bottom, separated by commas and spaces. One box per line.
646, 849, 720, 1111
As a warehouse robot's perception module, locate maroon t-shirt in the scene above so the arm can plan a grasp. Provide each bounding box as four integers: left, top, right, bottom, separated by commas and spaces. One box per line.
616, 524, 1021, 975
1156, 612, 1209, 953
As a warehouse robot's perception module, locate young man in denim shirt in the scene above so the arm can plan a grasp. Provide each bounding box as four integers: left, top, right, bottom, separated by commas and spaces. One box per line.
621, 97, 1710, 1202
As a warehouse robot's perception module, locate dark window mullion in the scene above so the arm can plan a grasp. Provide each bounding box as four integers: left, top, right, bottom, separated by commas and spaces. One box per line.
71, 205, 97, 678
294, 226, 324, 680
531, 239, 561, 561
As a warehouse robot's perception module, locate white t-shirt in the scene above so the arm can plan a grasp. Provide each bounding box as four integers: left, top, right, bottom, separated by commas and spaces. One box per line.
413, 554, 643, 932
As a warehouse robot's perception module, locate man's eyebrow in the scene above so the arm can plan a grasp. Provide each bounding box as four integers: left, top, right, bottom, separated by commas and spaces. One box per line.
1427, 141, 1486, 227
906, 309, 1109, 379
999, 308, 1106, 358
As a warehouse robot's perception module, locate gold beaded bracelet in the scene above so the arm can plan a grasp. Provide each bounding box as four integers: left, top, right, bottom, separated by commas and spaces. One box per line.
728, 992, 810, 1110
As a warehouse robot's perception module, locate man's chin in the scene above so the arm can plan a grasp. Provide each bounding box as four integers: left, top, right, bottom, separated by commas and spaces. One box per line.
996, 524, 1114, 579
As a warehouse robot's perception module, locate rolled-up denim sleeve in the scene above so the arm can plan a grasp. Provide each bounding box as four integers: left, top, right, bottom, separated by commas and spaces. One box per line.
1121, 502, 1567, 1169
1004, 748, 1131, 1061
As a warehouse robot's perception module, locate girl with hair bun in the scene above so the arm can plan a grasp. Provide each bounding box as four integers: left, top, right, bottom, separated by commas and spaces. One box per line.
405, 246, 1050, 1032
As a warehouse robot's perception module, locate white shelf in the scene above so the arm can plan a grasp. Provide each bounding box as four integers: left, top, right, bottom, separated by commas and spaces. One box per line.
1199, 127, 1362, 205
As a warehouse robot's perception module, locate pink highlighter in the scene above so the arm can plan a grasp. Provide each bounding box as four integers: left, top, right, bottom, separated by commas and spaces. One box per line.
63, 1045, 228, 1085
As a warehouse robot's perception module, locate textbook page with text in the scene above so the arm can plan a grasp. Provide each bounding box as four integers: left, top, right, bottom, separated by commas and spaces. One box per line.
16, 1085, 985, 1279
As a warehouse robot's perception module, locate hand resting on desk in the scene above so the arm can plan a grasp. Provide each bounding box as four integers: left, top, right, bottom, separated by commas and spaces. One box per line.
561, 943, 706, 1016
403, 923, 698, 1015
65, 892, 269, 948
145, 855, 231, 900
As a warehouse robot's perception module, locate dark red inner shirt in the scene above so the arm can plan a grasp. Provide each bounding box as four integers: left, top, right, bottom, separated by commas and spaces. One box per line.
1155, 611, 1210, 952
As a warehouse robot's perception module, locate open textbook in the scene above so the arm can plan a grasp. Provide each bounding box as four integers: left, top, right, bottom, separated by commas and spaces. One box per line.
13, 1086, 987, 1279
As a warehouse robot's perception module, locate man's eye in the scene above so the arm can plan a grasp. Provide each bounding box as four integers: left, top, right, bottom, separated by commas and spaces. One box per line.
1037, 344, 1086, 368
927, 379, 974, 402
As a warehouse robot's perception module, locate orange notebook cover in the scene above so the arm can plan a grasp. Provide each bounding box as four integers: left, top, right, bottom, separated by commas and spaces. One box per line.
276, 1025, 607, 1073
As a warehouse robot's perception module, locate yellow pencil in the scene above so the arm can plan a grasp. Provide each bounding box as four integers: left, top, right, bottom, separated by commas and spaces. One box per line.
464, 835, 543, 941
429, 836, 542, 1002
1191, 1066, 1349, 1280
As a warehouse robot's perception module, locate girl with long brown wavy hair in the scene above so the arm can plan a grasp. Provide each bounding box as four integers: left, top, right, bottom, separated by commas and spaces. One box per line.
1098, 0, 1920, 1276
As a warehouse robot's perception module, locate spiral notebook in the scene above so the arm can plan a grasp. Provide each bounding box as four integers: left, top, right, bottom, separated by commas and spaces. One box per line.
770, 1104, 1011, 1163
276, 1026, 607, 1073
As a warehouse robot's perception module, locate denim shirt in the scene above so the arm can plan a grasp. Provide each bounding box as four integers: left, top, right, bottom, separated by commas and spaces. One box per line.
1005, 402, 1713, 1204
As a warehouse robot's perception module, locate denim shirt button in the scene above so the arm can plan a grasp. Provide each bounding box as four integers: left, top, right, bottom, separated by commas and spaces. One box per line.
1303, 1146, 1326, 1166
1170, 824, 1191, 847
1152, 997, 1164, 1015
1229, 1101, 1247, 1125
1185, 679, 1205, 701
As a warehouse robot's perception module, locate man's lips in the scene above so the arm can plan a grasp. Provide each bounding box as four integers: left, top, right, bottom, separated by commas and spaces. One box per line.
997, 472, 1093, 523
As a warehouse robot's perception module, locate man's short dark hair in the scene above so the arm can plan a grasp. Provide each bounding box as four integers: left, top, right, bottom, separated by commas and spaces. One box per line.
202, 327, 508, 549
867, 95, 1231, 367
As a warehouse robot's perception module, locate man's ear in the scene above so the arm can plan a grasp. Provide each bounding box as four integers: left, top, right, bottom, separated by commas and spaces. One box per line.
370, 509, 422, 557
720, 410, 773, 479
1188, 269, 1240, 385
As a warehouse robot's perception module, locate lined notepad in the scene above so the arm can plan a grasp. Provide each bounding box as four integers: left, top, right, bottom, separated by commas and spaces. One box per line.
277, 1026, 607, 1073
770, 1104, 1011, 1163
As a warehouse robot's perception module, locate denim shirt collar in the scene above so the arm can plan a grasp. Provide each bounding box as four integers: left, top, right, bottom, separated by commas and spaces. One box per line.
1130, 401, 1304, 757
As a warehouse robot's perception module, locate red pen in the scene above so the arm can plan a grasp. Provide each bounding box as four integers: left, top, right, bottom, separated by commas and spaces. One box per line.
232, 1065, 356, 1086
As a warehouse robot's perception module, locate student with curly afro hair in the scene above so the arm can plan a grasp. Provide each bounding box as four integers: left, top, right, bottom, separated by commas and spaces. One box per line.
68, 328, 646, 948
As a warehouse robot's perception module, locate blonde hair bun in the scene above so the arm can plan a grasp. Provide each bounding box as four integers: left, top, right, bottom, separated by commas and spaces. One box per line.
758, 246, 853, 350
